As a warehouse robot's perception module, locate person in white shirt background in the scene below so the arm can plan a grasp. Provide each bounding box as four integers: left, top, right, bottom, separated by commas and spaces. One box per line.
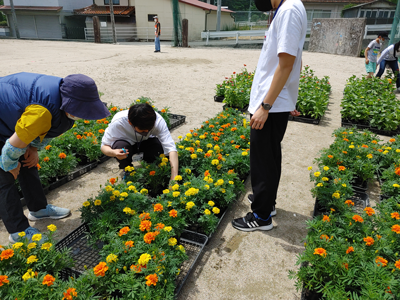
365, 32, 388, 78
231, 0, 306, 231
101, 103, 179, 180
376, 41, 400, 92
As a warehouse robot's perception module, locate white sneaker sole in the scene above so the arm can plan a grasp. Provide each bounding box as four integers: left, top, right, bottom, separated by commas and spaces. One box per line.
247, 195, 277, 217
28, 212, 71, 221
8, 235, 17, 244
232, 223, 274, 232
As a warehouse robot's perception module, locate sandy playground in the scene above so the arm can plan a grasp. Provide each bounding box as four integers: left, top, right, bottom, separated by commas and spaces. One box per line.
0, 39, 387, 300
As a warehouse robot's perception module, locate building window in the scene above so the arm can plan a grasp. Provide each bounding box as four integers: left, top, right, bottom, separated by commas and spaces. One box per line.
104, 0, 120, 5
148, 14, 158, 22
306, 10, 331, 21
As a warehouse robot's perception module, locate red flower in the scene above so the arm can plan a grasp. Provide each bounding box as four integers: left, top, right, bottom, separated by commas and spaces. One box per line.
149, 171, 156, 176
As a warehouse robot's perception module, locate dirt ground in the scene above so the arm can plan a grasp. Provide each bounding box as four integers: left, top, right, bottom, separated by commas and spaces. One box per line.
0, 39, 385, 299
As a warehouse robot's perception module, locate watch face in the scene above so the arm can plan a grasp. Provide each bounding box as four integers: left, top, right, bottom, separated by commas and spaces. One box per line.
262, 103, 272, 110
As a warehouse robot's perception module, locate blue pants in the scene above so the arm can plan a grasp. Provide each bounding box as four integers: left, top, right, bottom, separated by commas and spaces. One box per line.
155, 36, 160, 52
376, 59, 400, 88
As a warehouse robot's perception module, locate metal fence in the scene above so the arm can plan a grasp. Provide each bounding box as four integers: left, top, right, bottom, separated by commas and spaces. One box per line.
84, 27, 174, 43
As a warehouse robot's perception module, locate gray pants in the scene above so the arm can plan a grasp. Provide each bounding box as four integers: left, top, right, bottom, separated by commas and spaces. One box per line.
0, 141, 47, 233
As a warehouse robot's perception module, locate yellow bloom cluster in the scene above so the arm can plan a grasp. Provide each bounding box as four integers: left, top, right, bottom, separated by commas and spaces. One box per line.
94, 199, 102, 206
211, 159, 219, 165
125, 166, 134, 172
140, 189, 148, 195
164, 226, 172, 232
83, 201, 90, 207
105, 185, 114, 192
212, 207, 220, 214
214, 179, 224, 186
185, 188, 199, 197
27, 255, 38, 264
208, 201, 215, 207
163, 189, 170, 194
106, 254, 118, 263
204, 209, 211, 215
123, 207, 135, 215
332, 191, 341, 199
138, 253, 151, 266
47, 224, 57, 232
174, 175, 183, 181
186, 202, 195, 210
168, 238, 177, 246
41, 243, 52, 251
171, 184, 179, 191
22, 269, 35, 281
173, 191, 180, 198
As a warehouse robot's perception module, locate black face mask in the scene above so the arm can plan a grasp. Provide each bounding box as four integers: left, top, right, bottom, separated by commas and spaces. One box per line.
255, 0, 273, 12
136, 130, 148, 136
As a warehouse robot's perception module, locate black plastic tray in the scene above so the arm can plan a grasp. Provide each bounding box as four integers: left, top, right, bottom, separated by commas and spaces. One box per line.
222, 104, 249, 113
288, 115, 321, 125
214, 95, 224, 102
313, 192, 369, 218
341, 119, 400, 137
168, 113, 186, 130
301, 287, 322, 300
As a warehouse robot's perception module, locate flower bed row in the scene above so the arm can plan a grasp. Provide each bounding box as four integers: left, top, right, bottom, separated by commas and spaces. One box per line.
1, 108, 250, 299
290, 127, 400, 299
341, 76, 400, 136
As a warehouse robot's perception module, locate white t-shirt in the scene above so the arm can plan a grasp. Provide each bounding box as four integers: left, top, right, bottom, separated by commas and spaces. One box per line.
377, 44, 396, 64
248, 0, 307, 114
367, 40, 381, 63
101, 110, 177, 155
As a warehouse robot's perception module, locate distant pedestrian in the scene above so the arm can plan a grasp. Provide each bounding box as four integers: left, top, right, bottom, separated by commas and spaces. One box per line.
376, 41, 400, 92
154, 16, 161, 53
365, 32, 389, 78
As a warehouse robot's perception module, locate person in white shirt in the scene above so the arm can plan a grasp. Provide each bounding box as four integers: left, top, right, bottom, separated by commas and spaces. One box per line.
376, 41, 400, 91
365, 32, 388, 78
231, 0, 307, 232
101, 103, 179, 180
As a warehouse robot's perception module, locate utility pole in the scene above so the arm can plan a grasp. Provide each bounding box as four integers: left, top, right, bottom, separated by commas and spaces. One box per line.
248, 0, 252, 26
216, 0, 221, 31
109, 0, 117, 44
9, 0, 20, 39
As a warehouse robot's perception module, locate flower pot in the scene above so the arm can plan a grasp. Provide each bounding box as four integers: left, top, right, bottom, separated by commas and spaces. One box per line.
351, 176, 368, 192
214, 95, 224, 102
301, 287, 322, 300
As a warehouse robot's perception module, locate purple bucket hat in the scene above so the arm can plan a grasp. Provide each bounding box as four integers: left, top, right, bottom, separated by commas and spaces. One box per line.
60, 74, 111, 120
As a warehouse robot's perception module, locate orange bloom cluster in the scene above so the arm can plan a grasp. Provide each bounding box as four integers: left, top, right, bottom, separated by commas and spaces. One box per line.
93, 262, 108, 277
342, 263, 348, 270
375, 256, 388, 267
228, 169, 235, 174
45, 145, 52, 150
130, 264, 147, 273
99, 129, 105, 134
43, 157, 50, 162
364, 207, 375, 216
204, 170, 210, 177
0, 275, 9, 287
111, 106, 118, 111
352, 215, 364, 223
149, 171, 156, 176
328, 155, 333, 158
392, 224, 400, 234
109, 178, 116, 185
139, 220, 152, 232
395, 167, 400, 176
338, 166, 346, 171
0, 249, 14, 260
144, 232, 157, 244
346, 246, 354, 254
42, 274, 55, 286
76, 135, 82, 140
363, 236, 374, 246
139, 212, 151, 220
169, 209, 178, 218
145, 274, 158, 286
62, 288, 77, 300
389, 138, 396, 143
154, 203, 163, 212
155, 223, 165, 230
361, 144, 368, 148
345, 200, 354, 206
322, 215, 330, 222
320, 234, 329, 241
37, 164, 41, 170
395, 260, 400, 269
119, 226, 130, 236
313, 248, 327, 257
391, 212, 400, 220
59, 153, 67, 159
125, 241, 134, 248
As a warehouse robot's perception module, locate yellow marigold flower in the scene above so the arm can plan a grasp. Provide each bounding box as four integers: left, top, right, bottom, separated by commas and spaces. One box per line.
27, 255, 38, 264
229, 181, 234, 185
204, 184, 210, 190
186, 202, 195, 210
322, 177, 329, 181
123, 207, 132, 214
317, 183, 323, 187
12, 242, 24, 249
349, 145, 355, 149
186, 133, 192, 138
197, 148, 203, 153
173, 191, 180, 197
207, 143, 212, 148
342, 184, 347, 187
128, 185, 136, 191
314, 172, 321, 177
185, 188, 199, 197
367, 154, 373, 159
126, 181, 133, 185
323, 166, 329, 171
138, 253, 151, 266
120, 192, 128, 198
105, 185, 114, 192
162, 157, 168, 163
208, 201, 215, 207
163, 189, 170, 194
28, 243, 37, 249
204, 209, 211, 215
178, 135, 182, 139
220, 188, 226, 193
211, 159, 219, 165
208, 177, 213, 184
94, 199, 102, 206
332, 192, 340, 199
178, 145, 184, 149
83, 201, 90, 207
171, 184, 179, 191
383, 150, 389, 155
22, 269, 35, 281
396, 149, 400, 153
168, 238, 177, 246
190, 154, 197, 159
174, 175, 182, 181
140, 189, 148, 195
106, 254, 118, 263
18, 232, 26, 237
31, 234, 42, 242
164, 226, 172, 232
110, 196, 116, 201
208, 150, 213, 154
308, 166, 313, 171
113, 190, 120, 197
38, 241, 51, 251
242, 152, 248, 156
177, 245, 185, 253
393, 184, 400, 188
212, 207, 220, 214
185, 168, 191, 174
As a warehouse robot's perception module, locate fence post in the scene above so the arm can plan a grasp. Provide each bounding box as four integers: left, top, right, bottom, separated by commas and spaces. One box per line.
206, 31, 209, 45
236, 32, 239, 44
182, 19, 188, 47
93, 16, 101, 43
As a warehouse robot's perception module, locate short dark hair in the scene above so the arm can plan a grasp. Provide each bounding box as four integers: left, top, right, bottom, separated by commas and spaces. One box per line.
128, 103, 156, 130
378, 32, 389, 39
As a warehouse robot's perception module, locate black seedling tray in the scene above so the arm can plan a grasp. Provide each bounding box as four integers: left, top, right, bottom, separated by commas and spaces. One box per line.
168, 113, 186, 130
313, 192, 369, 218
288, 115, 321, 125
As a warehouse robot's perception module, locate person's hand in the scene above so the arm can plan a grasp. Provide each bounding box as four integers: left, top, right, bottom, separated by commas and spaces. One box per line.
114, 149, 129, 160
250, 106, 269, 130
290, 109, 301, 117
22, 147, 39, 168
9, 162, 21, 180
365, 58, 369, 65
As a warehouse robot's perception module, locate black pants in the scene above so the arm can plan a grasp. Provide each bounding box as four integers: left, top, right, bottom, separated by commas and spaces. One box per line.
250, 112, 289, 219
376, 59, 400, 88
112, 138, 164, 170
0, 141, 47, 233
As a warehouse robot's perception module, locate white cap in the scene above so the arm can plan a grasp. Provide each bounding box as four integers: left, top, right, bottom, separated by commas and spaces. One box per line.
153, 16, 158, 19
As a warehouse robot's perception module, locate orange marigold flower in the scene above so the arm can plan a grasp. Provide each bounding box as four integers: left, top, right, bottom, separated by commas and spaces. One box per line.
231, 140, 235, 144
145, 273, 158, 286
139, 220, 152, 232
395, 167, 400, 176
342, 151, 348, 154
0, 249, 14, 260
204, 170, 210, 177
213, 137, 219, 141
42, 274, 55, 286
209, 125, 215, 128
149, 171, 156, 176
371, 140, 378, 144
377, 234, 382, 239
395, 260, 400, 269
84, 120, 90, 124
62, 287, 78, 300
76, 135, 82, 140
111, 107, 117, 111
343, 138, 349, 142
144, 232, 157, 244
240, 135, 245, 139
205, 153, 211, 158
320, 234, 329, 241
378, 149, 383, 152
139, 212, 151, 220
37, 163, 41, 170
0, 275, 9, 287
99, 129, 105, 134
363, 236, 374, 246
125, 241, 134, 248
345, 200, 354, 206
362, 144, 368, 148
392, 224, 400, 234
313, 247, 327, 257
109, 178, 116, 185
231, 127, 237, 132
235, 145, 240, 149
154, 203, 163, 212
228, 169, 235, 174
93, 262, 108, 277
364, 207, 375, 216
161, 109, 166, 113
45, 145, 52, 150
342, 263, 349, 270
338, 166, 346, 171
322, 215, 330, 222
59, 153, 67, 159
169, 209, 178, 218
104, 120, 109, 124
391, 212, 400, 220
352, 215, 364, 223
375, 256, 388, 267
346, 246, 354, 254
389, 138, 396, 143
43, 157, 50, 162
327, 155, 333, 158
155, 223, 165, 230
119, 226, 130, 236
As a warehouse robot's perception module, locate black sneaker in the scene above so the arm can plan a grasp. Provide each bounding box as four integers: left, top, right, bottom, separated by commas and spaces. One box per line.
247, 194, 277, 217
231, 212, 273, 232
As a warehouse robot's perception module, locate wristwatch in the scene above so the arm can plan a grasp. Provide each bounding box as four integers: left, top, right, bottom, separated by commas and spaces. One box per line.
261, 102, 272, 111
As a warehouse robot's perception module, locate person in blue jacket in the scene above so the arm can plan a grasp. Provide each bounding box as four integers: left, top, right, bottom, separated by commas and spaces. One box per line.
0, 72, 110, 244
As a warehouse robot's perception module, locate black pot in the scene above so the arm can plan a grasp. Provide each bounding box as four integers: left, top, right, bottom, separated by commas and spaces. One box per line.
214, 95, 224, 102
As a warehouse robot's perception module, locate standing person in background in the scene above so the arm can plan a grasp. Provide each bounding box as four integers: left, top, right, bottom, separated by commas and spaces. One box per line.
376, 41, 400, 92
154, 16, 161, 53
365, 32, 389, 78
231, 0, 307, 232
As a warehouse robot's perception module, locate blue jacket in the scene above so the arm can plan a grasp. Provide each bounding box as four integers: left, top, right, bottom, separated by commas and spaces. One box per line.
0, 72, 74, 142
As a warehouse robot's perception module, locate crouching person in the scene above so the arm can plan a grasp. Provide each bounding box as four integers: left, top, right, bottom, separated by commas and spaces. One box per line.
101, 103, 179, 180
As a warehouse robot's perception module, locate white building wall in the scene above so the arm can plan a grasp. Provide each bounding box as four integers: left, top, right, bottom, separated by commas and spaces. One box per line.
59, 0, 93, 12
4, 0, 59, 6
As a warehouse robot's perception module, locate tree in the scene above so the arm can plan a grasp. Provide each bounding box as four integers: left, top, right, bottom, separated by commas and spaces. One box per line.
0, 0, 5, 23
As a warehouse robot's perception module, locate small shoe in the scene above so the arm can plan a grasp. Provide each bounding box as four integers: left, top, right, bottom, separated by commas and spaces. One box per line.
9, 226, 42, 244
28, 204, 71, 221
231, 212, 273, 232
247, 194, 277, 217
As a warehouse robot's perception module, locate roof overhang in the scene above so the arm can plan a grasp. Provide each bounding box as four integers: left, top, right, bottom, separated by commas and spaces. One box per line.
0, 5, 63, 12
74, 5, 135, 17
